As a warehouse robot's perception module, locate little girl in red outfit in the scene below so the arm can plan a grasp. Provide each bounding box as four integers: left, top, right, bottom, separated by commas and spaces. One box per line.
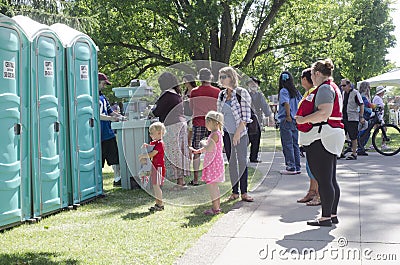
139, 122, 166, 212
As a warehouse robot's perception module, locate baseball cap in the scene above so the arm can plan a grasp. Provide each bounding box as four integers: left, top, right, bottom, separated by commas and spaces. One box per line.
98, 73, 111, 85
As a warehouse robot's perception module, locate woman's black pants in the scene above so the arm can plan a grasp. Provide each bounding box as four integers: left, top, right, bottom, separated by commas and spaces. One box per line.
304, 140, 340, 218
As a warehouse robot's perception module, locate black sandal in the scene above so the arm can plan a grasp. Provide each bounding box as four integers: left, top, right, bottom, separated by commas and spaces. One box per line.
307, 218, 332, 227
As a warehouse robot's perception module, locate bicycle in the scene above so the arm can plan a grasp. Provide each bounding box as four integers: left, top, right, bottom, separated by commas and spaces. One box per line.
358, 106, 400, 156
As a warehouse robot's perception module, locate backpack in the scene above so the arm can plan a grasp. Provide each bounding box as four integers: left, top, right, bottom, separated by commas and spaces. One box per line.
220, 89, 259, 135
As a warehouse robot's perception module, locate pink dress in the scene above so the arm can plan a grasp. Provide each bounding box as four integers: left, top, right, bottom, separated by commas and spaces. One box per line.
201, 130, 225, 184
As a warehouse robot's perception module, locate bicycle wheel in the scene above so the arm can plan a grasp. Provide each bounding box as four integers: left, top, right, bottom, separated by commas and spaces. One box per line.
372, 124, 400, 156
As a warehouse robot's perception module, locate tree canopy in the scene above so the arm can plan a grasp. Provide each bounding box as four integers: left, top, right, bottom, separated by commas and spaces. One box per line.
1, 0, 396, 97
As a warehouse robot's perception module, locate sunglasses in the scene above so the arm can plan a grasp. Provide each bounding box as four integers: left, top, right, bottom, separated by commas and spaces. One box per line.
219, 75, 230, 80
340, 84, 347, 87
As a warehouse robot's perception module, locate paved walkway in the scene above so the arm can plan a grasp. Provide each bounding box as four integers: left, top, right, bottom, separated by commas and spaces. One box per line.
175, 151, 400, 265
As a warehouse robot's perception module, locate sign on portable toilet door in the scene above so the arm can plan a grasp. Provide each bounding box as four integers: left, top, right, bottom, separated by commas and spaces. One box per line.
44, 61, 53, 77
3, 60, 15, 79
80, 65, 88, 80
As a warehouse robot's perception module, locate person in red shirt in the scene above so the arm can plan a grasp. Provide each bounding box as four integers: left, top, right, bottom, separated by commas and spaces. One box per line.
139, 122, 166, 212
189, 68, 220, 185
295, 59, 344, 227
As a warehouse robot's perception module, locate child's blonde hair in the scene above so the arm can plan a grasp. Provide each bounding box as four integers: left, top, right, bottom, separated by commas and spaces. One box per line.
149, 121, 166, 135
205, 111, 224, 131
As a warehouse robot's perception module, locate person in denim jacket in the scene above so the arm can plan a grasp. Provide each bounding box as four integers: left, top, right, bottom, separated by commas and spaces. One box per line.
277, 71, 302, 175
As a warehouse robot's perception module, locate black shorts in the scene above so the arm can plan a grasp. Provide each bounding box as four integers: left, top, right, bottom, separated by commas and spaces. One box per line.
343, 120, 359, 140
101, 137, 120, 167
192, 126, 210, 149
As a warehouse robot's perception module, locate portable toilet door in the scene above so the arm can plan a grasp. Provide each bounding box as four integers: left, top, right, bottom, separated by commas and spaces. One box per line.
0, 14, 31, 229
50, 23, 102, 204
12, 16, 68, 218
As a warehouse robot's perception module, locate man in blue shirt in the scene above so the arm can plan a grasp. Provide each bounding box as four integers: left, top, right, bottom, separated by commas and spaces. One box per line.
99, 73, 125, 186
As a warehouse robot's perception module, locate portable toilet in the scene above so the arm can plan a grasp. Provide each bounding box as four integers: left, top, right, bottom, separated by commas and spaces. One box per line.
0, 14, 31, 229
12, 15, 69, 218
50, 23, 102, 205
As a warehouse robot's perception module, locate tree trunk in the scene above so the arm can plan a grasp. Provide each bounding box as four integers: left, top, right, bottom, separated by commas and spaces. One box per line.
219, 1, 233, 64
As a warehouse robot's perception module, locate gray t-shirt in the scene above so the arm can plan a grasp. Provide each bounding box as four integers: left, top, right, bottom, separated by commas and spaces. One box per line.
315, 84, 335, 109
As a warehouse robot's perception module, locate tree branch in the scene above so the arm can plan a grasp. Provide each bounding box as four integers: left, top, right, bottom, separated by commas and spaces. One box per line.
104, 42, 176, 65
135, 62, 170, 78
109, 55, 153, 73
173, 0, 186, 25
145, 3, 186, 28
254, 36, 333, 58
239, 0, 288, 67
252, 12, 353, 60
232, 0, 254, 47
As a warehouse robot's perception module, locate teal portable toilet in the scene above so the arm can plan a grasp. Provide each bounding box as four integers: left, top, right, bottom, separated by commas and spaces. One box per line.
12, 15, 69, 218
0, 14, 31, 229
50, 23, 102, 205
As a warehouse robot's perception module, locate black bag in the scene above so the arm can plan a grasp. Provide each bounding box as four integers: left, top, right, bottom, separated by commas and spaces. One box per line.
220, 90, 259, 134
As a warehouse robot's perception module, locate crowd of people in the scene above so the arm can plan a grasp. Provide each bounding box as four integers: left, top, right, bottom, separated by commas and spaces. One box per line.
99, 58, 387, 225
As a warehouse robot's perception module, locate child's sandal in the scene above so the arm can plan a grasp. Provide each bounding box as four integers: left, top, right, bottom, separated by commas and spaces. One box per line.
149, 204, 164, 212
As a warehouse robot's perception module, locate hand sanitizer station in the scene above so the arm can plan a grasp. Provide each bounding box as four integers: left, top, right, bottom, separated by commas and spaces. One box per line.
111, 80, 153, 189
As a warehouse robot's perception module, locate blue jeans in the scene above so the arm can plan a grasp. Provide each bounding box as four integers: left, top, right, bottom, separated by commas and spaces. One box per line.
306, 160, 315, 179
279, 120, 301, 171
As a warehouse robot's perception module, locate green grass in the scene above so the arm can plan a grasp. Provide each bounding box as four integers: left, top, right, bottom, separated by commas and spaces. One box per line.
260, 126, 280, 152
0, 161, 265, 264
368, 125, 400, 152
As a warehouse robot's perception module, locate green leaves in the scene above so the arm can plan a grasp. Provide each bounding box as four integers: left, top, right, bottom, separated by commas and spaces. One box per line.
342, 0, 396, 83
3, 0, 395, 94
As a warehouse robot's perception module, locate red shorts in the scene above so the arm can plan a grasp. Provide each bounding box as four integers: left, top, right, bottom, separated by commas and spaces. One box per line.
151, 166, 165, 185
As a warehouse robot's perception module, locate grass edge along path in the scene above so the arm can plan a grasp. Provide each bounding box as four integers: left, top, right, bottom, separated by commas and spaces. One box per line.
0, 128, 278, 265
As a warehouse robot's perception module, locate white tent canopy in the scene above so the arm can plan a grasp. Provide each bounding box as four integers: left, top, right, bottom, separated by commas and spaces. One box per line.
357, 68, 400, 88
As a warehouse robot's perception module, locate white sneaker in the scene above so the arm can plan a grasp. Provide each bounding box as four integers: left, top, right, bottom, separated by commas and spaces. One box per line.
369, 144, 375, 150
280, 169, 297, 175
381, 144, 389, 150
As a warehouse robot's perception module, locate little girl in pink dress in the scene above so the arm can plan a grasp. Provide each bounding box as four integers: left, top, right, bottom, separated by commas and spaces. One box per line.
190, 111, 225, 215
